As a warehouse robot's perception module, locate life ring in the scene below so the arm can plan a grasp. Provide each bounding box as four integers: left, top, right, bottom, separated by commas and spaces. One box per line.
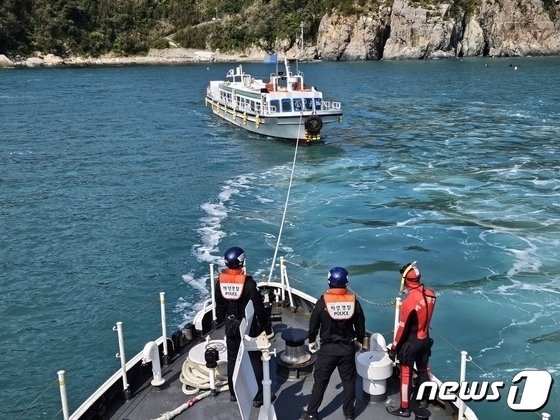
304, 115, 323, 134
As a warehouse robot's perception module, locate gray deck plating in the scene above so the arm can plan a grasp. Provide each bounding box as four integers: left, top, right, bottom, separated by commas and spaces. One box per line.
105, 299, 456, 420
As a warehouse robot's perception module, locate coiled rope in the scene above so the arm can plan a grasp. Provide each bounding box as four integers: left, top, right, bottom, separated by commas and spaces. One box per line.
179, 357, 229, 395
152, 355, 229, 420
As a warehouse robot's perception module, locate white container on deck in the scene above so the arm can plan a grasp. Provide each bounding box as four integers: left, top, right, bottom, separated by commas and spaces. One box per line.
355, 333, 393, 401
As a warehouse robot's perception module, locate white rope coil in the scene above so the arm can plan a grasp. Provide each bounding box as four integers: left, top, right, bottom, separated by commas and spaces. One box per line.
179, 356, 229, 395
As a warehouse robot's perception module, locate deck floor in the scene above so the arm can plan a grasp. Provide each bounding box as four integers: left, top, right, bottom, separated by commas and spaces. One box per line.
107, 300, 456, 420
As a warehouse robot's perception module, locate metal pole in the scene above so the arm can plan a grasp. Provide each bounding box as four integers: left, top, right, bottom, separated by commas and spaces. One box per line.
279, 257, 286, 301
280, 258, 294, 308
113, 321, 130, 399
262, 349, 272, 419
209, 367, 216, 394
210, 263, 217, 325
458, 350, 468, 420
57, 370, 69, 420
393, 297, 401, 342
159, 292, 168, 365
258, 347, 277, 420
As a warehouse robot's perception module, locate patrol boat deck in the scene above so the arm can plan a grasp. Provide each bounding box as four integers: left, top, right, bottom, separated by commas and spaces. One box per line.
65, 264, 477, 420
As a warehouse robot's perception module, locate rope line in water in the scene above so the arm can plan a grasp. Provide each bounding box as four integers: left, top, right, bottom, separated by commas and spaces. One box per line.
266, 113, 303, 283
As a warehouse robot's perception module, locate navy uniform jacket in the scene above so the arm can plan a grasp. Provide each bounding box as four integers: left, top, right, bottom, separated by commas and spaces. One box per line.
308, 292, 366, 356
215, 273, 268, 338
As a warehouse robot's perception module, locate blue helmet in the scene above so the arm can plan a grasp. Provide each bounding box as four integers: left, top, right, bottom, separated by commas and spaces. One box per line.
327, 266, 349, 288
224, 246, 245, 268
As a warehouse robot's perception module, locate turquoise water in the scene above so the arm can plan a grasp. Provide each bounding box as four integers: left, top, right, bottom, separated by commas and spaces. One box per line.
1, 57, 559, 419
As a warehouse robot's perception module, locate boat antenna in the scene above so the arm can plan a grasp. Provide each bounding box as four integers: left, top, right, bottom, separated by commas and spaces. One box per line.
297, 21, 304, 71
267, 117, 304, 283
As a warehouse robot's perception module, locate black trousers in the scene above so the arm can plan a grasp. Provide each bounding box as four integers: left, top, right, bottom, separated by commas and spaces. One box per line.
226, 333, 264, 400
397, 337, 432, 408
307, 352, 356, 417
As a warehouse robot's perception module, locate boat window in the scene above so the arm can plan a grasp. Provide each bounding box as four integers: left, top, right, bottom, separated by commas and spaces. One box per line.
314, 98, 322, 110
270, 99, 280, 113
281, 98, 292, 112
293, 99, 302, 111
304, 98, 314, 111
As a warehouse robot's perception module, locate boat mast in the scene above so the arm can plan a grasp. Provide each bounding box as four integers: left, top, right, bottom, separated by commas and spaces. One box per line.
299, 21, 304, 57
297, 21, 304, 72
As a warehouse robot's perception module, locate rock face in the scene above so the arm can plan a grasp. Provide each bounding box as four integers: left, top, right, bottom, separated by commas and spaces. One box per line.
311, 0, 560, 60
3, 0, 560, 68
0, 54, 14, 68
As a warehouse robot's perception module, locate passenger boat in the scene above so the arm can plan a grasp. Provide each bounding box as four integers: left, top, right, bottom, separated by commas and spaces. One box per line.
204, 58, 343, 144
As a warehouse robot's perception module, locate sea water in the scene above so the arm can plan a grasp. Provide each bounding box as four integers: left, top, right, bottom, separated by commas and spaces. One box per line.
1, 57, 559, 419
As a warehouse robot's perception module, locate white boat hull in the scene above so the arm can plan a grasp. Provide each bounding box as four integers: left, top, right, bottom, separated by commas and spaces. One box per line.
205, 59, 343, 143
206, 96, 342, 143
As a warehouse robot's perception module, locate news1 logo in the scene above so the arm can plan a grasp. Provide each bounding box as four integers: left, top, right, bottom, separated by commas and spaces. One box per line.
417, 370, 554, 411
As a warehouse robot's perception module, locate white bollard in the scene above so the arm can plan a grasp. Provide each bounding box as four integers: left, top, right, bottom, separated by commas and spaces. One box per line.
142, 341, 165, 386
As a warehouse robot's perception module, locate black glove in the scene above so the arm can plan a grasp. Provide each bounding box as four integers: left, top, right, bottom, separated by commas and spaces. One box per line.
265, 322, 273, 336
388, 347, 397, 360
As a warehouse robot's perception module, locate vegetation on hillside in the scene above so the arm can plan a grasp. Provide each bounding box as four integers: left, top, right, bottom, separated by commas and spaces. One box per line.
0, 0, 544, 58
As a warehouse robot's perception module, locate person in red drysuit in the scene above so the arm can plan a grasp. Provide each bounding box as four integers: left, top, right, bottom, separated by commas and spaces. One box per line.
387, 263, 436, 418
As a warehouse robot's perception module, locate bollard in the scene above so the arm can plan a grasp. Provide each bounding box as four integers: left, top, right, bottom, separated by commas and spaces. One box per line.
205, 346, 219, 396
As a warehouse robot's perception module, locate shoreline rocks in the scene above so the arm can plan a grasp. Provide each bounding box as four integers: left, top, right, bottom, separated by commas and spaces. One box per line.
0, 48, 265, 69
2, 0, 559, 69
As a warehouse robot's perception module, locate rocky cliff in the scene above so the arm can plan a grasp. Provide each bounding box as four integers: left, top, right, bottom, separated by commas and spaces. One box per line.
2, 0, 560, 68
306, 0, 560, 60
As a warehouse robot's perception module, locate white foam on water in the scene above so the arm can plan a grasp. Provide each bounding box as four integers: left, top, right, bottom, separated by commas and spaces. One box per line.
396, 217, 420, 227
480, 338, 505, 354
177, 173, 257, 309
414, 183, 465, 196
176, 295, 206, 324
256, 195, 274, 204
506, 242, 541, 277
181, 272, 210, 295
192, 173, 256, 264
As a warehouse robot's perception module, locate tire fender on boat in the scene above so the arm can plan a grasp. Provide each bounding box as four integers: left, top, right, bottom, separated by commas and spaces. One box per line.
304, 115, 323, 134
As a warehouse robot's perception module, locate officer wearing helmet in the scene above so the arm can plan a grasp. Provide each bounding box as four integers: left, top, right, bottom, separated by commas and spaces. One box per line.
214, 246, 271, 406
387, 263, 436, 418
301, 267, 366, 420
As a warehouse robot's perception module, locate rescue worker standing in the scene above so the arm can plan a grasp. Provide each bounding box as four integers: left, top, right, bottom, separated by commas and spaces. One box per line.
302, 267, 366, 420
387, 263, 436, 417
214, 246, 271, 407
